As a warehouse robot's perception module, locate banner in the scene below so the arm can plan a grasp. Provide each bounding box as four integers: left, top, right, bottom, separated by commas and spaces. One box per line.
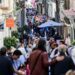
6, 18, 14, 28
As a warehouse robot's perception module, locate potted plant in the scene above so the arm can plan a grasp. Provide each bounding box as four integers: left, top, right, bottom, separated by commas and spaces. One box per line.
4, 36, 18, 50
11, 31, 19, 39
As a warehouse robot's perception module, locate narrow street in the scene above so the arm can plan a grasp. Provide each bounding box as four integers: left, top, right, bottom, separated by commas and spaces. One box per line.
0, 0, 75, 75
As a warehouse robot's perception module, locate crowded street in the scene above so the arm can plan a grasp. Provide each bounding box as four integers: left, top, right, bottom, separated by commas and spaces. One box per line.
0, 0, 75, 75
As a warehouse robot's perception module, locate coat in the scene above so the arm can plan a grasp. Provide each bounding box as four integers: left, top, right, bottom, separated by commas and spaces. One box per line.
51, 56, 75, 75
28, 50, 57, 75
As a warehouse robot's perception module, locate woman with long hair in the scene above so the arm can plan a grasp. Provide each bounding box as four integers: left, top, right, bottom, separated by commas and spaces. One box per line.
28, 38, 63, 75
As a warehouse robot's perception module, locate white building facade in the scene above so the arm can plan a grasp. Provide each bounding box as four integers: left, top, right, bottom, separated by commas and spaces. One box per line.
62, 0, 75, 40
47, 0, 56, 18
0, 0, 16, 48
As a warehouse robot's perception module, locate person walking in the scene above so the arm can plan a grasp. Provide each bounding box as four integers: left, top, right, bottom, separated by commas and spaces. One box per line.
28, 38, 64, 75
52, 51, 75, 75
0, 47, 14, 75
0, 47, 25, 75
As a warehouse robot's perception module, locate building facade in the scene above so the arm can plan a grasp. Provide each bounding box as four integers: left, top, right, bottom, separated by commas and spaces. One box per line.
62, 0, 75, 40
0, 0, 16, 48
70, 0, 75, 9
47, 0, 56, 18
36, 0, 56, 18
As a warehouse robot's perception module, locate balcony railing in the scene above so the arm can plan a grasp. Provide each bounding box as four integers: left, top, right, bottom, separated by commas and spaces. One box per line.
0, 4, 9, 10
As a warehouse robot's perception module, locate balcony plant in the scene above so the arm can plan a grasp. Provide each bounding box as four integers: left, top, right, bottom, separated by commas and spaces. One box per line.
72, 40, 75, 46
4, 36, 17, 49
11, 31, 19, 39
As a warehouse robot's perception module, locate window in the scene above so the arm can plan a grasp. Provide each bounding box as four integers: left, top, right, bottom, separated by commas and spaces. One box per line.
64, 0, 70, 9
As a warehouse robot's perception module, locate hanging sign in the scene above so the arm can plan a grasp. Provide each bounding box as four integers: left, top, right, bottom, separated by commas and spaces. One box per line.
6, 18, 14, 28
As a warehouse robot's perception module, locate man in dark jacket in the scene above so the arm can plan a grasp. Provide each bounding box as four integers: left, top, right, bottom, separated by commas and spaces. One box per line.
51, 51, 75, 75
0, 47, 24, 75
0, 47, 14, 75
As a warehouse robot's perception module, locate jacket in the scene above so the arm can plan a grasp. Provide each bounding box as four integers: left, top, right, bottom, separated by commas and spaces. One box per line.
28, 50, 57, 75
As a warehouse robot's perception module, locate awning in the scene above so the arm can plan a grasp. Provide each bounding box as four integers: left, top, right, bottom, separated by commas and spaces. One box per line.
38, 20, 63, 28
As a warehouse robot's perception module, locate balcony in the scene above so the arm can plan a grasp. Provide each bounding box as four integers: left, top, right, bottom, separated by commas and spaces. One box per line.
0, 4, 9, 10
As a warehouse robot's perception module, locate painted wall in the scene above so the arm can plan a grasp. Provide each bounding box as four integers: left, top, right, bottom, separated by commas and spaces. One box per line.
70, 0, 75, 9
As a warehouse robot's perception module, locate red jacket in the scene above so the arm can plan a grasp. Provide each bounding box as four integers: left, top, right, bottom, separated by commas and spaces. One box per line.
28, 50, 56, 75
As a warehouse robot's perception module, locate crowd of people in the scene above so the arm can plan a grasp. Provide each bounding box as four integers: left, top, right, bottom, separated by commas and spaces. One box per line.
0, 33, 75, 75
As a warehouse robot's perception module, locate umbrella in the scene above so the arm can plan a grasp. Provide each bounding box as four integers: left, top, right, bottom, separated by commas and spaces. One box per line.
38, 20, 63, 28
